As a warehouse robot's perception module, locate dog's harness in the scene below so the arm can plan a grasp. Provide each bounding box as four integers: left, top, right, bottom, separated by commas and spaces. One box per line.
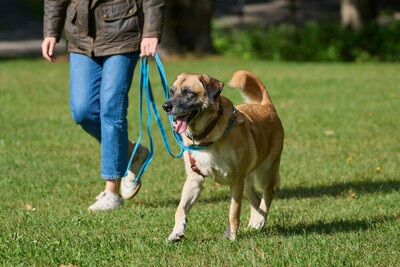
186, 106, 237, 177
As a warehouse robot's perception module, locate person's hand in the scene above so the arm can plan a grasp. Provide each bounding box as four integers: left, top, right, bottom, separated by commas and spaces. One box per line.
140, 38, 158, 57
41, 37, 57, 62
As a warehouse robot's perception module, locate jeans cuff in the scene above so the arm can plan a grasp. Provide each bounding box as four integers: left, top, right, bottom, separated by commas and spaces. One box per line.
101, 174, 124, 180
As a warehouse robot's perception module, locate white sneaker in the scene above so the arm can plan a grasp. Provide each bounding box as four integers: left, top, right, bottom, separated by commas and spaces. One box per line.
120, 143, 150, 200
87, 190, 123, 211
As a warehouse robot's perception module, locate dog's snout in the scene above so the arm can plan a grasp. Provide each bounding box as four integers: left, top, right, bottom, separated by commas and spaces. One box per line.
163, 102, 173, 113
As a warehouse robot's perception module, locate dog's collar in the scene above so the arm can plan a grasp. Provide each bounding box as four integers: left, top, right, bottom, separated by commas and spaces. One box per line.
187, 106, 237, 176
185, 104, 224, 142
185, 106, 237, 148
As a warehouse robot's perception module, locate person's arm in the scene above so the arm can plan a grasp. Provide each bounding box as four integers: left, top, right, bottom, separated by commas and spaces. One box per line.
140, 0, 165, 57
42, 0, 69, 62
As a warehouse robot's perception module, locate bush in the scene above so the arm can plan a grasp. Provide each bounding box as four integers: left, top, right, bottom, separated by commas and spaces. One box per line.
23, 0, 44, 20
212, 21, 400, 62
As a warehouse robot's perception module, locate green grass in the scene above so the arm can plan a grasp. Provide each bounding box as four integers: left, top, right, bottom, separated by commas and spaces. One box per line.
0, 57, 399, 266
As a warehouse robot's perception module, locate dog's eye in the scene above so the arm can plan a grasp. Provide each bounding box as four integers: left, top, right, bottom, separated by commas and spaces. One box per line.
169, 89, 175, 96
182, 88, 194, 95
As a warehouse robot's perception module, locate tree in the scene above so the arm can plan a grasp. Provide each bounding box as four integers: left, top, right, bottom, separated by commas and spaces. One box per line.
159, 0, 216, 57
288, 0, 297, 26
340, 0, 378, 31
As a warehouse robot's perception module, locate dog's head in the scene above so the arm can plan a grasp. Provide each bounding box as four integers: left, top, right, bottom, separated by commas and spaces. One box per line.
162, 73, 224, 134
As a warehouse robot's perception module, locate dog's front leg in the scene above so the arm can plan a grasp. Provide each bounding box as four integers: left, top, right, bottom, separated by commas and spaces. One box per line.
224, 179, 244, 241
168, 174, 205, 242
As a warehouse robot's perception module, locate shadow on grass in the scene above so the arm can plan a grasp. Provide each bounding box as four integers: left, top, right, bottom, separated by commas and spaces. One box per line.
140, 179, 400, 208
195, 179, 400, 204
277, 179, 400, 200
179, 214, 399, 243
241, 214, 399, 240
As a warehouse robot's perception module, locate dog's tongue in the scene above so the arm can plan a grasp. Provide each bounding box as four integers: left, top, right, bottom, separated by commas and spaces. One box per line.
173, 114, 190, 134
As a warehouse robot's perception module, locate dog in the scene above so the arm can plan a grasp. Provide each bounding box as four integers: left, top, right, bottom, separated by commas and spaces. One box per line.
162, 70, 284, 241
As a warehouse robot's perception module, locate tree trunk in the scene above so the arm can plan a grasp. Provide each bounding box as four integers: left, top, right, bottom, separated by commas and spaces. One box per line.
158, 0, 215, 57
340, 0, 377, 31
288, 0, 297, 26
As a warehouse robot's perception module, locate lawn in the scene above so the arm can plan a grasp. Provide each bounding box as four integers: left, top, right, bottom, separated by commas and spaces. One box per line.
0, 57, 399, 266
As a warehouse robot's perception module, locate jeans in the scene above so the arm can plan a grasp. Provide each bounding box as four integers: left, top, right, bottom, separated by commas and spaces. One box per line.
69, 52, 139, 179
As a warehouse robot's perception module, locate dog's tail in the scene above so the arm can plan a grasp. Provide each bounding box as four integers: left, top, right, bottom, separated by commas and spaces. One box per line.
228, 70, 272, 106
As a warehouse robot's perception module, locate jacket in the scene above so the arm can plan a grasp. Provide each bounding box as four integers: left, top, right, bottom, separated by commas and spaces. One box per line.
43, 0, 165, 57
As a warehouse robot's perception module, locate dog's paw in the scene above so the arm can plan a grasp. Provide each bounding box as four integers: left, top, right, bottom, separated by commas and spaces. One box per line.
248, 214, 266, 229
223, 230, 236, 241
168, 231, 185, 242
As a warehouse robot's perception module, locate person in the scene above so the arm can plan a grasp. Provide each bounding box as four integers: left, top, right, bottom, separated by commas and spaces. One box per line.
41, 0, 165, 210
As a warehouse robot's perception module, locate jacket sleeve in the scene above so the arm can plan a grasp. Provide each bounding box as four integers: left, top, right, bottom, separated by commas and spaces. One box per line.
43, 0, 69, 42
142, 0, 165, 41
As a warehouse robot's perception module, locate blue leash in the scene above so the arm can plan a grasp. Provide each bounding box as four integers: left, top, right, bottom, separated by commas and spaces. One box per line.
123, 53, 210, 188
123, 53, 238, 187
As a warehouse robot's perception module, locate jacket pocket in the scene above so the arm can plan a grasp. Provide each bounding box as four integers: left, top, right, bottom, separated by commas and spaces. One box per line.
101, 2, 140, 43
64, 4, 79, 46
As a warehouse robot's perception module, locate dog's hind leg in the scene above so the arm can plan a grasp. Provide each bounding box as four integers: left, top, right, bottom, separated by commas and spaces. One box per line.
168, 173, 205, 242
243, 175, 263, 228
224, 178, 245, 241
253, 158, 280, 229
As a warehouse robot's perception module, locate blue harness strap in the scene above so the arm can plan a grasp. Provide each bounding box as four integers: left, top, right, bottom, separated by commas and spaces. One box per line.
123, 53, 235, 188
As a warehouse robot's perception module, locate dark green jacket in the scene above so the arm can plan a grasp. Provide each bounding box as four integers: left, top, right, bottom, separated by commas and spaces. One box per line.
44, 0, 165, 57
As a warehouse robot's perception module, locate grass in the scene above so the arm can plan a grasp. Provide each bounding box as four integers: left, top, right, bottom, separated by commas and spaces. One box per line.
0, 57, 399, 266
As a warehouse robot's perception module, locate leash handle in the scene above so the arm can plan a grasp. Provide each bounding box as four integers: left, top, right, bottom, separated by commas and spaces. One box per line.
124, 53, 214, 188
123, 53, 184, 188
149, 55, 185, 158
122, 56, 151, 187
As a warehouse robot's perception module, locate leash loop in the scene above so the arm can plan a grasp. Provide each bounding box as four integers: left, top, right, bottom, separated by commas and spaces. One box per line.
123, 53, 184, 188
123, 53, 235, 187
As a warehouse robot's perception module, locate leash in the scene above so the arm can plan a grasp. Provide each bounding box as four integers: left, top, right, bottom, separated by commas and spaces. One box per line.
123, 53, 235, 188
123, 53, 201, 188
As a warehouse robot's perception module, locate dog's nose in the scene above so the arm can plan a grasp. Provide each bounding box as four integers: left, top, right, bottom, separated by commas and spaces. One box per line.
163, 102, 172, 113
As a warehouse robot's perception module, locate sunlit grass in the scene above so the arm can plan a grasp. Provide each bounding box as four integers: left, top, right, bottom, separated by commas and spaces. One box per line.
0, 58, 399, 265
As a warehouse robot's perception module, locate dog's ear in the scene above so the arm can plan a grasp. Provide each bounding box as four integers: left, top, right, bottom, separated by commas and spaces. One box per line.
199, 74, 224, 104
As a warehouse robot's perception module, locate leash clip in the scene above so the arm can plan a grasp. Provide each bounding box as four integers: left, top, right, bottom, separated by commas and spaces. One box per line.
191, 135, 196, 146
185, 131, 196, 146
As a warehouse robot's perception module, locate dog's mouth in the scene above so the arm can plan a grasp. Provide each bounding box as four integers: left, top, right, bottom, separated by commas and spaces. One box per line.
173, 109, 199, 134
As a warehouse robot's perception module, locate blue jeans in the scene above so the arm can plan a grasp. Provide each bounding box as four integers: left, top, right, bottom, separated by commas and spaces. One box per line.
69, 52, 139, 179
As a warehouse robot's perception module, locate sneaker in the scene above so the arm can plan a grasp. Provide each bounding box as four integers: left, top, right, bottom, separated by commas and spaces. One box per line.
87, 190, 123, 211
120, 143, 150, 200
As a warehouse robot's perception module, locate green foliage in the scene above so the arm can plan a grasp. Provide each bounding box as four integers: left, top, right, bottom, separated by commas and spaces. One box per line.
213, 21, 400, 62
0, 58, 399, 265
23, 0, 44, 19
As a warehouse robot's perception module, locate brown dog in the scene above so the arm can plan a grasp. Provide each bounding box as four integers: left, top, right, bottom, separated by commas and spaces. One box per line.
162, 70, 284, 241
